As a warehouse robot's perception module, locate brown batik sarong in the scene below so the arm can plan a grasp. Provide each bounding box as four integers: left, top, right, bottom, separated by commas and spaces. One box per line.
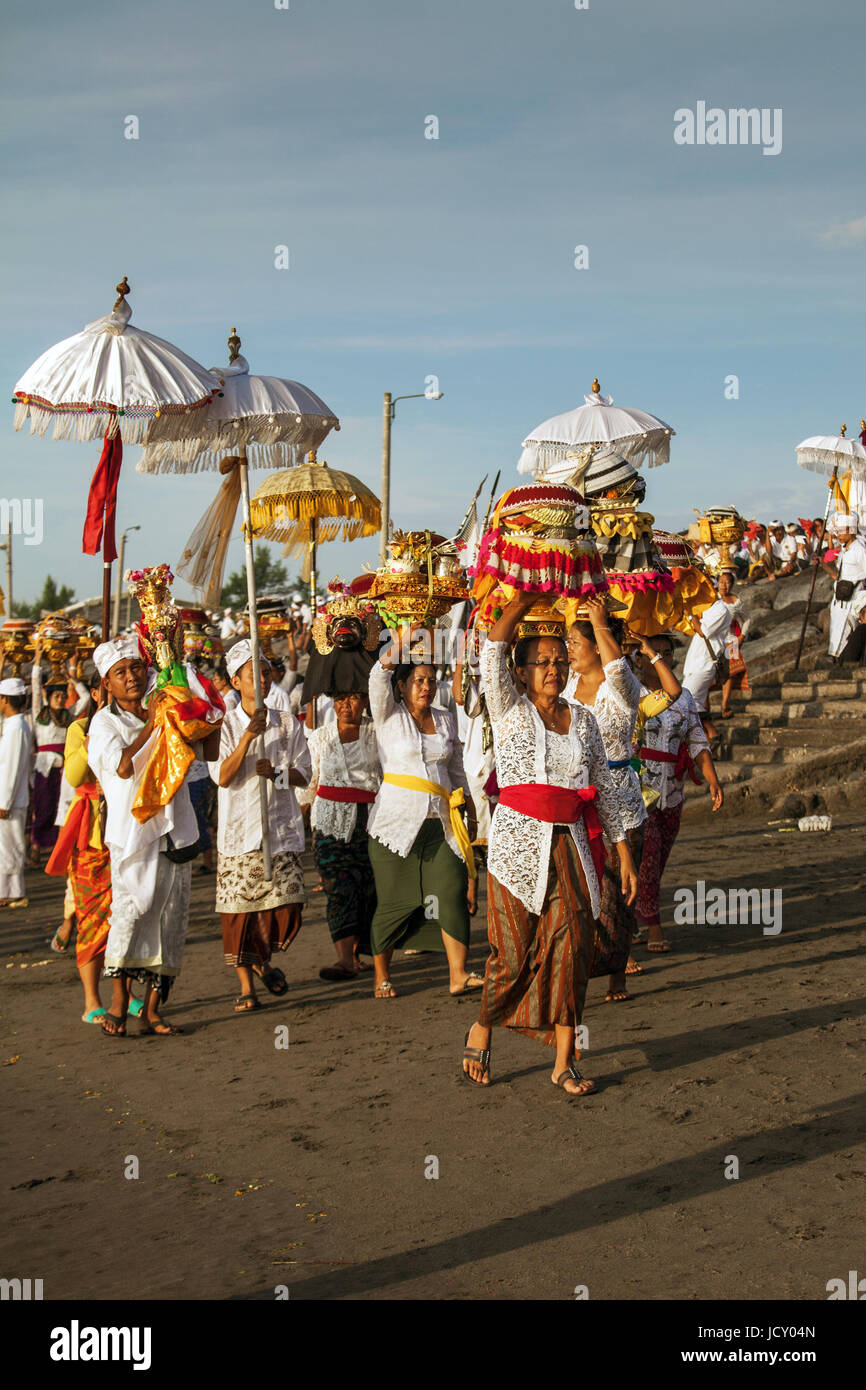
589, 832, 639, 978
479, 828, 593, 1047
221, 905, 302, 968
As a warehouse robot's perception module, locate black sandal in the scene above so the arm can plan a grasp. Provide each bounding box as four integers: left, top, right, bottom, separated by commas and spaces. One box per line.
100, 1012, 127, 1037
450, 972, 485, 997
462, 1027, 491, 1084
553, 1062, 596, 1097
255, 966, 288, 996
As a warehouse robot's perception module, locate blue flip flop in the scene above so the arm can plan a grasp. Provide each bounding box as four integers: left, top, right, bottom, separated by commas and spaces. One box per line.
127, 998, 144, 1017
82, 1007, 107, 1024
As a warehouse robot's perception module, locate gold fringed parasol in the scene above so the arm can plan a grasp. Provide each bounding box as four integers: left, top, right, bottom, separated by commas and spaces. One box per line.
248, 454, 381, 552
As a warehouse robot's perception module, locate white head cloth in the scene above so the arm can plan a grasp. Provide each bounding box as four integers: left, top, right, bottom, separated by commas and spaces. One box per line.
226, 639, 269, 678
833, 513, 858, 531
93, 636, 141, 678
0, 676, 26, 696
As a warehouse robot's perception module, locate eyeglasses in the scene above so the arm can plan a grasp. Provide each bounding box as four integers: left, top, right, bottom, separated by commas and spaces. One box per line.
524, 659, 570, 672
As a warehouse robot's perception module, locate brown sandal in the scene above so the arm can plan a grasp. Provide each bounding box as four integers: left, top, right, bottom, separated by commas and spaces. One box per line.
553, 1062, 595, 1097
462, 1028, 491, 1084
234, 994, 260, 1013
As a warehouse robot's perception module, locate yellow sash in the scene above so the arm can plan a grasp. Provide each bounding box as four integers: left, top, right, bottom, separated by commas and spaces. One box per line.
383, 773, 477, 878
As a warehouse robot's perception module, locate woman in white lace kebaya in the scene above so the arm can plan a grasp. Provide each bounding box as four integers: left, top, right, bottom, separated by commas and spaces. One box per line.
565, 596, 681, 1001
462, 593, 637, 1098
297, 692, 381, 982
367, 648, 481, 1001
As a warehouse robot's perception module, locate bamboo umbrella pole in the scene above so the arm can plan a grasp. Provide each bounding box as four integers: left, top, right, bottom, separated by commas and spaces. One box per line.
223, 449, 273, 880
307, 516, 318, 731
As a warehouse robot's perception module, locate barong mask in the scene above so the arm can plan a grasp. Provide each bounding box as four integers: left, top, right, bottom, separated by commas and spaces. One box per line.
312, 580, 381, 656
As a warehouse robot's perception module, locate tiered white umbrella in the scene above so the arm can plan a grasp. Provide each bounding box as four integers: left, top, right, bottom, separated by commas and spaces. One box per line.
517, 377, 674, 482
12, 279, 220, 636
137, 328, 341, 881
138, 328, 338, 472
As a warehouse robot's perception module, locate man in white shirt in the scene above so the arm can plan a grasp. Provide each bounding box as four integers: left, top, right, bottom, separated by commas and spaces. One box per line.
0, 677, 33, 907
769, 523, 798, 575
825, 513, 866, 659
88, 638, 220, 1036
219, 608, 239, 641
210, 640, 311, 1011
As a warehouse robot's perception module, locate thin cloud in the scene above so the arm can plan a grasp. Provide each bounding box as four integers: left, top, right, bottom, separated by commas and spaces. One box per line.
820, 215, 866, 246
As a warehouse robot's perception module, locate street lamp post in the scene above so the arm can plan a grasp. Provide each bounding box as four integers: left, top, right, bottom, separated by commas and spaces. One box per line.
114, 525, 140, 636
379, 389, 444, 564
0, 523, 11, 616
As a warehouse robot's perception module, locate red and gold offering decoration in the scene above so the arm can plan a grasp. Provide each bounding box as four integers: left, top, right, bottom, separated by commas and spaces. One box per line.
696, 507, 747, 548
127, 564, 224, 824
313, 576, 382, 655
34, 612, 98, 681
178, 605, 223, 662
369, 531, 470, 628
651, 530, 719, 636
471, 482, 607, 629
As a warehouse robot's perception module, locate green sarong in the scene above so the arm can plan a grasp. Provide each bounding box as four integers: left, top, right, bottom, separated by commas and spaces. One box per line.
369, 819, 470, 954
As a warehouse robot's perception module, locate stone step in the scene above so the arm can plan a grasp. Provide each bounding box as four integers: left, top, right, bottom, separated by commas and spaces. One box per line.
781, 681, 865, 701
757, 725, 844, 748
730, 746, 783, 765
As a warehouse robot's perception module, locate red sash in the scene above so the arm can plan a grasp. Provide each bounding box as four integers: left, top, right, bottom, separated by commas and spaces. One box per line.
640, 742, 700, 784
316, 785, 376, 804
45, 782, 100, 876
498, 783, 606, 891
39, 742, 67, 755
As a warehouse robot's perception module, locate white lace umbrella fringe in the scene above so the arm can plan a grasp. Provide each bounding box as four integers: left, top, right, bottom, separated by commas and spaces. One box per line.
137, 417, 337, 473
13, 400, 213, 447
517, 433, 672, 477
796, 450, 866, 480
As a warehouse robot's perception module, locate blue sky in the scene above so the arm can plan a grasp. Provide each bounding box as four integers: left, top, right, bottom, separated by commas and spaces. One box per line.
2, 0, 865, 605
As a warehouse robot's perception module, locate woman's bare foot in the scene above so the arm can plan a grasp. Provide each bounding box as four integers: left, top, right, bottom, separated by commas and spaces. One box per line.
647, 924, 670, 953
462, 1022, 491, 1084
625, 955, 643, 975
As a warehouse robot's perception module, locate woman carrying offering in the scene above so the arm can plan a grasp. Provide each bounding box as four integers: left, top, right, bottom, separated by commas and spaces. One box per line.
463, 593, 637, 1096
367, 637, 481, 1000
211, 641, 311, 1013
565, 596, 681, 1001
298, 691, 381, 981
633, 633, 724, 953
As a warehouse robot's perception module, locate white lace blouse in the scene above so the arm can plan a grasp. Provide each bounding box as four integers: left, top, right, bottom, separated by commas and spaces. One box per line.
367, 661, 471, 860
297, 720, 381, 842
480, 640, 625, 917
638, 686, 709, 811
565, 658, 646, 833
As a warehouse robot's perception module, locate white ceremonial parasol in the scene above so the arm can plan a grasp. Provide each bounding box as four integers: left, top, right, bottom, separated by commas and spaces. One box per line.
12, 278, 220, 637
138, 327, 339, 472
517, 377, 674, 481
137, 328, 340, 883
793, 423, 866, 668
13, 278, 218, 445
795, 427, 866, 480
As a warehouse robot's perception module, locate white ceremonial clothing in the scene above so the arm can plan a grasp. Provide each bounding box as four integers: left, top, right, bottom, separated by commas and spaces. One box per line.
682, 600, 732, 712
829, 538, 866, 657
0, 712, 33, 900
265, 682, 292, 713
367, 660, 471, 861
480, 641, 624, 918
565, 657, 646, 834
88, 703, 198, 916
297, 720, 381, 841
209, 704, 311, 856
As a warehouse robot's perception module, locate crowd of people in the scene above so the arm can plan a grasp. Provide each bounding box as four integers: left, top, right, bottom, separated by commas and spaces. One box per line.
0, 504, 863, 1096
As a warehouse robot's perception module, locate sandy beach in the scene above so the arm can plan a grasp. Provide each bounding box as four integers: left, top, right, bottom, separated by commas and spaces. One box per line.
2, 808, 863, 1302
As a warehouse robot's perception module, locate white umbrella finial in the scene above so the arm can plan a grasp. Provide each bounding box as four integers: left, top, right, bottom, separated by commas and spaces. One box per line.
113, 277, 130, 310
228, 326, 241, 362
